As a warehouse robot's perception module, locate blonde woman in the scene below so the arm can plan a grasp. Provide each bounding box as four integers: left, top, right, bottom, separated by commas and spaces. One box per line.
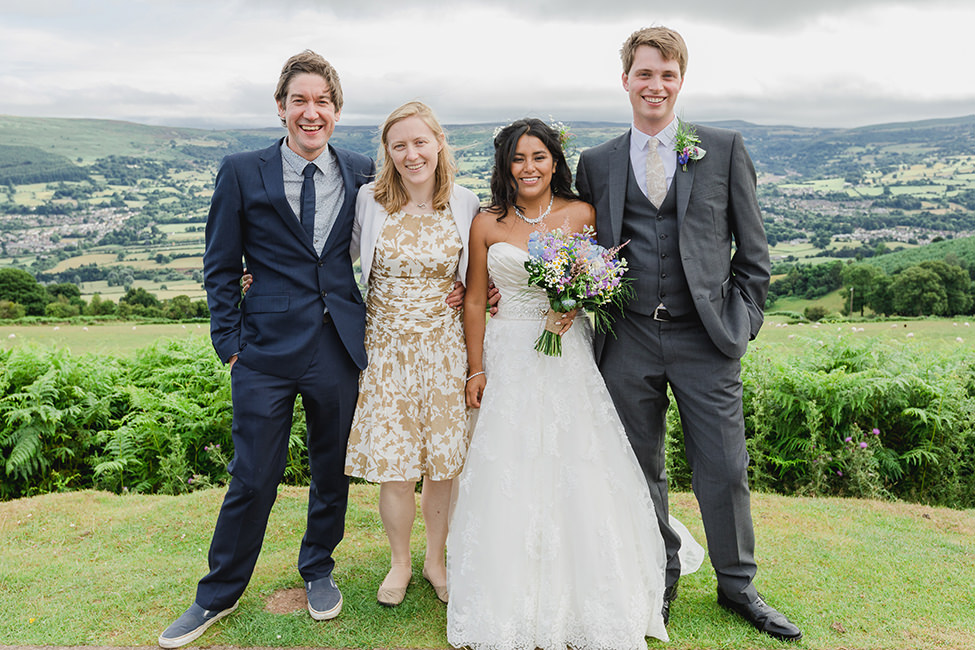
345, 101, 479, 606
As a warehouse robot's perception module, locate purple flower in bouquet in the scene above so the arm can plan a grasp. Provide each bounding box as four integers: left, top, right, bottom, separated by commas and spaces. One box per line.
524, 227, 634, 356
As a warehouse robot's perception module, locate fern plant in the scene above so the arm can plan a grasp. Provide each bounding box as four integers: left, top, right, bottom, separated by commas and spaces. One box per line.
0, 345, 120, 498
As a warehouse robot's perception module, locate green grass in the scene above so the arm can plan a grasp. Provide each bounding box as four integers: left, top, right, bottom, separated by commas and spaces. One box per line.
1, 486, 972, 648
779, 178, 848, 192
3, 317, 971, 358
757, 315, 973, 352
0, 322, 209, 356
769, 241, 823, 261
768, 288, 849, 316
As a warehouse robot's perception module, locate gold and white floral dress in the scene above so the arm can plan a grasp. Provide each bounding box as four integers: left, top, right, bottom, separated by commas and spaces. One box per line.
345, 208, 469, 482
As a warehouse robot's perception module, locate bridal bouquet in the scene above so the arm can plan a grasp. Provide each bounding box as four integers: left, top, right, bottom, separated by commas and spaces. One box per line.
524, 226, 634, 356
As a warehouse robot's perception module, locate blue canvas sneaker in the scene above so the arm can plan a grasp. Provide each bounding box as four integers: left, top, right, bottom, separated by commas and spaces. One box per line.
158, 601, 238, 648
306, 575, 343, 620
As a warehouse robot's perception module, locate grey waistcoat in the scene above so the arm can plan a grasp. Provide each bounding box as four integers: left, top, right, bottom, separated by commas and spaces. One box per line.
620, 162, 694, 318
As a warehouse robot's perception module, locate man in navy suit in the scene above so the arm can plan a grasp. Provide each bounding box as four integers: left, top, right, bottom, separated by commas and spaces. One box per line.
159, 50, 374, 648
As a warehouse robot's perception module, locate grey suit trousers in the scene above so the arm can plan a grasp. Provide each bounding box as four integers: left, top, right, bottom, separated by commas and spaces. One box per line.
599, 312, 759, 603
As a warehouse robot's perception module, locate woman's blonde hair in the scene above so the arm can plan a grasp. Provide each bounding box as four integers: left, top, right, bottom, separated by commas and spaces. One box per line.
374, 101, 456, 213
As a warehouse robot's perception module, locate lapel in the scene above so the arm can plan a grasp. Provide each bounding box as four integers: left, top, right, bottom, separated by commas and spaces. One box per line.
320, 145, 357, 257
258, 139, 317, 254
607, 132, 630, 246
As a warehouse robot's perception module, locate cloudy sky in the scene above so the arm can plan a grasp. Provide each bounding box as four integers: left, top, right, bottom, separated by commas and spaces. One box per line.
2, 0, 973, 131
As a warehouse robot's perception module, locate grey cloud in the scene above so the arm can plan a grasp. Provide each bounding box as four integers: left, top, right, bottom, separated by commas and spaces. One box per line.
239, 0, 968, 27
338, 87, 975, 131
690, 94, 975, 129
2, 83, 199, 124
71, 85, 192, 111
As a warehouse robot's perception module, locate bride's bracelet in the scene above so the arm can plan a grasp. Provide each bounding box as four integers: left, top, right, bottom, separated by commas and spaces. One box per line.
466, 371, 485, 382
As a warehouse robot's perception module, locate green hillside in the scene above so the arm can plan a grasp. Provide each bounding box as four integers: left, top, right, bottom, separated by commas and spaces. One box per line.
1, 113, 974, 306
0, 144, 90, 184
863, 235, 975, 274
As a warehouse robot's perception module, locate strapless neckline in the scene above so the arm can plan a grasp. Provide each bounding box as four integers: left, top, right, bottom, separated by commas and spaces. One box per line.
488, 241, 529, 255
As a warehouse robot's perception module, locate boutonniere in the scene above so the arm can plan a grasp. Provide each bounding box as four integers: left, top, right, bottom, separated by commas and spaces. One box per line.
674, 120, 706, 171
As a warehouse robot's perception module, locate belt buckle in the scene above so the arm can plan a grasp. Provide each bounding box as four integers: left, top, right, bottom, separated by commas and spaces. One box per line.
653, 305, 671, 322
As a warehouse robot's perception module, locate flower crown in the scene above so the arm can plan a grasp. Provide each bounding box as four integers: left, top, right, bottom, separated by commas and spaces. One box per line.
492, 117, 575, 153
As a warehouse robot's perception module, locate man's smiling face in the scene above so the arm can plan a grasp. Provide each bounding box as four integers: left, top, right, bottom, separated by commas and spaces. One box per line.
623, 44, 684, 135
277, 72, 341, 161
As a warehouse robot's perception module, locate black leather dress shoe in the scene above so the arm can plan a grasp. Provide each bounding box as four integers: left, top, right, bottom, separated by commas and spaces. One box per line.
717, 589, 802, 642
661, 580, 679, 625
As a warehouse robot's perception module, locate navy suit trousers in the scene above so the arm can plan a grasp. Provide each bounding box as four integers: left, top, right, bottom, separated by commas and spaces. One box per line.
195, 320, 360, 610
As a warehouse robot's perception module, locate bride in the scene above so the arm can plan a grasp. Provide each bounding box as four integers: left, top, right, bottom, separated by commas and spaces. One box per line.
447, 118, 703, 650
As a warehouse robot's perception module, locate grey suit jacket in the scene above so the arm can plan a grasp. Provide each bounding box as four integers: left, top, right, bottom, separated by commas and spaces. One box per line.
576, 124, 770, 360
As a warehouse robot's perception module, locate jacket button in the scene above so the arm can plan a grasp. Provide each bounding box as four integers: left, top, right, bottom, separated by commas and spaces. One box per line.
318, 261, 324, 267
321, 290, 327, 297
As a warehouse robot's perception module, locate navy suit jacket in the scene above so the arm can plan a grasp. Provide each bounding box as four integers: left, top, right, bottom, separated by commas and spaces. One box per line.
203, 139, 375, 379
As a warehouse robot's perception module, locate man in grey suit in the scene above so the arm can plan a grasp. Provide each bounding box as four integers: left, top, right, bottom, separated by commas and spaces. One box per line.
576, 26, 801, 642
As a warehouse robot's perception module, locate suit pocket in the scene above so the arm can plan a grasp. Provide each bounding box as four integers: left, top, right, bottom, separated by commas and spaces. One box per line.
708, 277, 733, 302
242, 295, 289, 313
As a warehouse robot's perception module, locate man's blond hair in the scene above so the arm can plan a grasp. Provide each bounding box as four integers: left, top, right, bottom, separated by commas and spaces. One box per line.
620, 26, 688, 76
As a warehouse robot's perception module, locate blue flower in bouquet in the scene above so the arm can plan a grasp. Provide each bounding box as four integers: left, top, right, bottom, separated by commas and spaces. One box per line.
583, 243, 604, 262
523, 226, 634, 356
527, 231, 545, 257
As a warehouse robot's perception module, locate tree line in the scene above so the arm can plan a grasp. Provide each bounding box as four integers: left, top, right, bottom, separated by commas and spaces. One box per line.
768, 257, 975, 319
0, 267, 209, 321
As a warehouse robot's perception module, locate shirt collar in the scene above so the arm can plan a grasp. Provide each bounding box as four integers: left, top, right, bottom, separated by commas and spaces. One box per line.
280, 138, 333, 175
631, 117, 679, 150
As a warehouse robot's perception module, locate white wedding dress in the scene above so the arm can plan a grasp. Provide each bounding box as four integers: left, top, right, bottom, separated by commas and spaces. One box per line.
447, 242, 703, 650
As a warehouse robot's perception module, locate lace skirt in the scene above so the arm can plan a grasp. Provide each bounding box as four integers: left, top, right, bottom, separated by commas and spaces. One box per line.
446, 315, 670, 649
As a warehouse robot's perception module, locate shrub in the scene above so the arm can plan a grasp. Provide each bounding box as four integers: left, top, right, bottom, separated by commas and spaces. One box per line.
45, 300, 82, 318
0, 300, 26, 320
803, 305, 830, 322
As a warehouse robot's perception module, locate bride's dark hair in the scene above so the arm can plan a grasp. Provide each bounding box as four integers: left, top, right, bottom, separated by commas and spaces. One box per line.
487, 118, 577, 219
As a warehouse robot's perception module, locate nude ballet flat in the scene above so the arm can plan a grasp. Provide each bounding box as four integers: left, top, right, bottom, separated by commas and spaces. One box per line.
377, 566, 412, 607
377, 584, 408, 607
422, 566, 449, 603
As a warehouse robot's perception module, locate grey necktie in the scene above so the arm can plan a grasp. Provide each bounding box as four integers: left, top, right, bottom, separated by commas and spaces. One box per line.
645, 137, 667, 207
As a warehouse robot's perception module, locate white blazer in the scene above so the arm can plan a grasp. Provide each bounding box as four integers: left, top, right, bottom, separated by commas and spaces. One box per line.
351, 182, 481, 286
